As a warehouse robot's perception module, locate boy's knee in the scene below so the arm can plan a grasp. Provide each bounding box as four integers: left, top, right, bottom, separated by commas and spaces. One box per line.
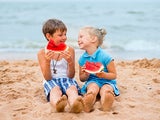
68, 85, 78, 92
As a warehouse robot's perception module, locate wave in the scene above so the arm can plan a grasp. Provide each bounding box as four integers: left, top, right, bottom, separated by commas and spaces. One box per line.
0, 38, 159, 52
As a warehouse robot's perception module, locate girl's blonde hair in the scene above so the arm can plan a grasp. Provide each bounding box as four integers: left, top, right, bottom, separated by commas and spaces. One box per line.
81, 26, 107, 46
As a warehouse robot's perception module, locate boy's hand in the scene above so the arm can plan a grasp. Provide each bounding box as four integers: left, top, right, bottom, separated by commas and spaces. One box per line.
45, 50, 56, 61
60, 50, 72, 63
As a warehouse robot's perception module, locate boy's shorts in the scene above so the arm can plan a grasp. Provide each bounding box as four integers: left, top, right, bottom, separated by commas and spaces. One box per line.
43, 77, 81, 101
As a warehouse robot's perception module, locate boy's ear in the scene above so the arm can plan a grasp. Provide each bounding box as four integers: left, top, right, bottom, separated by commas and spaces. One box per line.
46, 33, 51, 40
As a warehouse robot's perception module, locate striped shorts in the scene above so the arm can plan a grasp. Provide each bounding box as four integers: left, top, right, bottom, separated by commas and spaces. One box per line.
43, 77, 81, 101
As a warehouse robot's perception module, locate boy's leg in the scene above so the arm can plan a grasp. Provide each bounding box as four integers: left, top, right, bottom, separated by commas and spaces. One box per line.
66, 85, 84, 113
50, 86, 67, 112
83, 83, 99, 112
55, 95, 67, 112
100, 84, 115, 111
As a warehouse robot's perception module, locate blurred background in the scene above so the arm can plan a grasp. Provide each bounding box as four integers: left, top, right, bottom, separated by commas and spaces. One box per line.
0, 0, 159, 60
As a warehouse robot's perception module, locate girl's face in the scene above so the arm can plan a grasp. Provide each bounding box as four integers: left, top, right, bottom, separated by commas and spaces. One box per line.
49, 29, 67, 45
78, 30, 92, 49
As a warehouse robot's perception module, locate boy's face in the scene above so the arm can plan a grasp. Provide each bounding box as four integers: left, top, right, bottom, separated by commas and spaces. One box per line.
78, 30, 91, 49
49, 29, 67, 45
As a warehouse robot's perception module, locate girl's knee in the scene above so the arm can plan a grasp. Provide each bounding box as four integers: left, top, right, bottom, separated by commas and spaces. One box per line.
87, 83, 99, 93
100, 84, 114, 96
88, 83, 99, 88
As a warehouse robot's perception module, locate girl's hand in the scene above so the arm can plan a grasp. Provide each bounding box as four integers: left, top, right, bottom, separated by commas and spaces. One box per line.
79, 66, 90, 82
95, 71, 106, 78
82, 66, 90, 76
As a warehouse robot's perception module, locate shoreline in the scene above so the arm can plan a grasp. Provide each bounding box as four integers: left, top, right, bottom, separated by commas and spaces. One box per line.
0, 49, 160, 61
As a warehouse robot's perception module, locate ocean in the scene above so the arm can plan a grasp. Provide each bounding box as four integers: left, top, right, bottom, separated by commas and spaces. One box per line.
0, 0, 160, 60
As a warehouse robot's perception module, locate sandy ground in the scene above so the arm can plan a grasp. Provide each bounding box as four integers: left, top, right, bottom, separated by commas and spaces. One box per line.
0, 58, 160, 120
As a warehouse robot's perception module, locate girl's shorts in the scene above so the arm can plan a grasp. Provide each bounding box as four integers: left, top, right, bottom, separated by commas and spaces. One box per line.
81, 79, 120, 96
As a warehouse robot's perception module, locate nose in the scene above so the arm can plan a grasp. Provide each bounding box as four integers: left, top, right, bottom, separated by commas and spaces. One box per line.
77, 39, 80, 44
78, 38, 82, 45
78, 36, 81, 42
62, 35, 67, 40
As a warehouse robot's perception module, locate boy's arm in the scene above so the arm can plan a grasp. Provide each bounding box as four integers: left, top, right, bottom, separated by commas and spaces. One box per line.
37, 49, 52, 80
67, 47, 75, 78
61, 46, 75, 78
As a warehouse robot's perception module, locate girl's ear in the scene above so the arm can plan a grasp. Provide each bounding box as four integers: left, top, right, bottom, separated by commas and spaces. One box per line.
46, 33, 51, 40
91, 36, 98, 43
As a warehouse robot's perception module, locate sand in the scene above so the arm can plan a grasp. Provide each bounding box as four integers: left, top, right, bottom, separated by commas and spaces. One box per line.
0, 58, 160, 120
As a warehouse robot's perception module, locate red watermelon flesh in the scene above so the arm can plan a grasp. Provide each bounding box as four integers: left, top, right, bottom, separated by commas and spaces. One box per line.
84, 61, 104, 73
45, 40, 68, 53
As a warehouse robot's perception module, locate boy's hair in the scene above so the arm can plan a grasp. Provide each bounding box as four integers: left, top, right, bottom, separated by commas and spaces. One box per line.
42, 18, 67, 40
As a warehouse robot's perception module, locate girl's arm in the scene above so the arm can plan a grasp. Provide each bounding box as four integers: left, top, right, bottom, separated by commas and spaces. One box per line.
37, 49, 52, 80
96, 60, 117, 80
79, 66, 90, 82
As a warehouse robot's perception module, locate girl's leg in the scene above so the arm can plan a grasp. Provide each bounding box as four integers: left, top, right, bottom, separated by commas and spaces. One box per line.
50, 86, 67, 112
83, 83, 99, 112
66, 85, 84, 113
100, 84, 115, 111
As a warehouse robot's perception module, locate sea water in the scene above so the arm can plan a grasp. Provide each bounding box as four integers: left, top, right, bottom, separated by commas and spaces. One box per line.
0, 0, 160, 59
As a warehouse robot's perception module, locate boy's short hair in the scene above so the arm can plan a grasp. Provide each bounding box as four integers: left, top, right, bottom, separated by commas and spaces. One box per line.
42, 18, 67, 40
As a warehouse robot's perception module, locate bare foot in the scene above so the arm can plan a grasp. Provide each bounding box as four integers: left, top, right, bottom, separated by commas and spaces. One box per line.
70, 96, 84, 113
83, 92, 95, 112
101, 91, 114, 111
56, 95, 67, 112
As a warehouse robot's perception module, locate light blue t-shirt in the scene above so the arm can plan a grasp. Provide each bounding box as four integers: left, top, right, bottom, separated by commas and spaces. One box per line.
79, 47, 112, 73
78, 47, 120, 96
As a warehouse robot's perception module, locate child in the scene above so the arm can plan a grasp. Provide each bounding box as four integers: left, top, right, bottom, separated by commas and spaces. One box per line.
78, 26, 120, 112
37, 18, 83, 113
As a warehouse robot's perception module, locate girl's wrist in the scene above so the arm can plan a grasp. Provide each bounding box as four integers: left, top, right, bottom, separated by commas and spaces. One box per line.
83, 72, 89, 78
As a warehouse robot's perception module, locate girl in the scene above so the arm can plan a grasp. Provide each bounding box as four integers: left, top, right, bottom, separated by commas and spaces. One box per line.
78, 26, 120, 112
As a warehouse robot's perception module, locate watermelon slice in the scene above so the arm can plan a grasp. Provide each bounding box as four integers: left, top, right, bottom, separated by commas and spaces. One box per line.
84, 61, 104, 74
45, 40, 68, 53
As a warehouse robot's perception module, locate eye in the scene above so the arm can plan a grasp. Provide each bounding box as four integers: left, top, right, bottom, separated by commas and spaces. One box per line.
58, 33, 63, 37
79, 35, 83, 38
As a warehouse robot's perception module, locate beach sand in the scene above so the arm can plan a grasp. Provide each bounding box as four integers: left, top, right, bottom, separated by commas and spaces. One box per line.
0, 57, 160, 120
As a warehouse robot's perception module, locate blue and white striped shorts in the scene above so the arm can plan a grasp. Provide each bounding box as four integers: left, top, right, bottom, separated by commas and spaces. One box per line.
43, 77, 81, 101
